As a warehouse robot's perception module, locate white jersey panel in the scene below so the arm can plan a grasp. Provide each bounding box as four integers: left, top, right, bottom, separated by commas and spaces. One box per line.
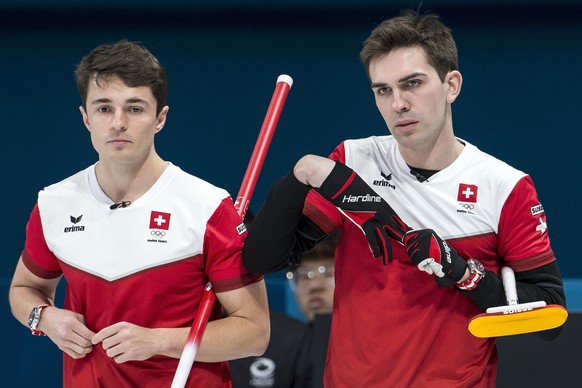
37, 163, 229, 281
343, 136, 527, 239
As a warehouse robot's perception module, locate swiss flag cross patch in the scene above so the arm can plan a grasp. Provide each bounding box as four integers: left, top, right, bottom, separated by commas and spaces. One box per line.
457, 184, 478, 203
149, 211, 171, 230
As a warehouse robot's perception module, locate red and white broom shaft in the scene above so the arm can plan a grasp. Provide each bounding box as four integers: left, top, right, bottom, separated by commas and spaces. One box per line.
234, 74, 293, 219
171, 75, 293, 388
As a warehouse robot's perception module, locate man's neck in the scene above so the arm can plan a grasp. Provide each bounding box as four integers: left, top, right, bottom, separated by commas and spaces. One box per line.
399, 135, 465, 171
95, 154, 167, 203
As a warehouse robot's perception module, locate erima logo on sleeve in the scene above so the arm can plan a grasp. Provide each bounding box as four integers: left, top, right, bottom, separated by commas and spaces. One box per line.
373, 171, 396, 190
64, 215, 85, 233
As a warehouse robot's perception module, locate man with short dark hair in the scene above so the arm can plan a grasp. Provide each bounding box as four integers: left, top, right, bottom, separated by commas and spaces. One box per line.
9, 40, 269, 387
243, 10, 566, 387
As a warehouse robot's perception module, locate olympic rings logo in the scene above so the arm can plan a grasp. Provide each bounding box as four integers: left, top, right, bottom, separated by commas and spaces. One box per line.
150, 230, 166, 237
459, 203, 475, 210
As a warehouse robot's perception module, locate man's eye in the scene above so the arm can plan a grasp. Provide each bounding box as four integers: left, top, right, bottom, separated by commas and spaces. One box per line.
406, 80, 421, 88
129, 107, 143, 113
97, 107, 109, 113
375, 87, 390, 96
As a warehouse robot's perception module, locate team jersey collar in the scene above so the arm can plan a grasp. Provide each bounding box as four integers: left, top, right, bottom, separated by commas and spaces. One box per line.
393, 137, 474, 183
88, 162, 177, 208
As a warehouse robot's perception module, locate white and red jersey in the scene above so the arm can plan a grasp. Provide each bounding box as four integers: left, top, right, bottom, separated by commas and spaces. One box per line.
303, 136, 555, 387
22, 162, 262, 387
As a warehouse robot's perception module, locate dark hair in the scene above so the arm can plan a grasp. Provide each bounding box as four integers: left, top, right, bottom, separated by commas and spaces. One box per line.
360, 9, 458, 82
75, 40, 168, 114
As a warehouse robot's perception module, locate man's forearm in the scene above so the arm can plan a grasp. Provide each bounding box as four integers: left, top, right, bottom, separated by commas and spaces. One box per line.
243, 170, 313, 273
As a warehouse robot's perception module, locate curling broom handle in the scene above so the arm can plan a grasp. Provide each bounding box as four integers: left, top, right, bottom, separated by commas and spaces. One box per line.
171, 75, 293, 388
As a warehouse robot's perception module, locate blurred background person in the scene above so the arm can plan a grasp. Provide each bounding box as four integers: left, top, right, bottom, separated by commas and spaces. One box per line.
288, 233, 337, 323
230, 219, 337, 388
285, 232, 338, 388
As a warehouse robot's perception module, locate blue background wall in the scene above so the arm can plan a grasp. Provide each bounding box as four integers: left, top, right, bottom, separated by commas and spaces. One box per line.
1, 0, 581, 386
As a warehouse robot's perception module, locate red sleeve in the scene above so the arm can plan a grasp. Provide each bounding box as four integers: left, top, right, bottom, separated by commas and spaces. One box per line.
327, 141, 347, 164
204, 197, 263, 293
498, 176, 555, 271
22, 204, 62, 279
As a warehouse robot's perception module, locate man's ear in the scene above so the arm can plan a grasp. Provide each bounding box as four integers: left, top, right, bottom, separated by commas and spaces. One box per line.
155, 105, 169, 133
79, 106, 91, 131
445, 70, 462, 104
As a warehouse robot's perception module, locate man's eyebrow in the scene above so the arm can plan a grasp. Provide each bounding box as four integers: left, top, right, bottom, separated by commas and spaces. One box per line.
89, 97, 150, 105
126, 97, 150, 105
90, 98, 112, 105
397, 72, 427, 83
370, 72, 427, 89
371, 82, 388, 89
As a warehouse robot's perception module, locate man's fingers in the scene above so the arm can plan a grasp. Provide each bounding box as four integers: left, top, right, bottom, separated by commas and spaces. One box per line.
417, 258, 445, 277
92, 322, 124, 345
418, 258, 434, 274
59, 334, 93, 359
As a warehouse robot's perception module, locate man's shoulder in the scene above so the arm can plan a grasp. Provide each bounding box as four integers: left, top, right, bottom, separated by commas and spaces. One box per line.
169, 163, 231, 199
463, 141, 527, 182
40, 165, 93, 196
333, 135, 395, 164
343, 134, 394, 148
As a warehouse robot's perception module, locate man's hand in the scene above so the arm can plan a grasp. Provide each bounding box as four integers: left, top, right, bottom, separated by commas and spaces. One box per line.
317, 162, 410, 264
41, 307, 95, 359
403, 229, 467, 286
92, 322, 162, 363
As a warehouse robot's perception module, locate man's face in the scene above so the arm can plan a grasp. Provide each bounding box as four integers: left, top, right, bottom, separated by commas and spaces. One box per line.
293, 257, 335, 322
80, 75, 168, 167
368, 46, 459, 153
